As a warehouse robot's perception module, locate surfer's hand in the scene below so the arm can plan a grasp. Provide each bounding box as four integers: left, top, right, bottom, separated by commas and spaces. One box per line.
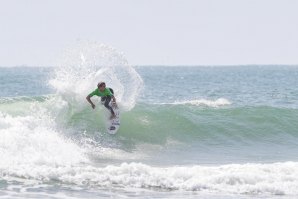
91, 104, 95, 109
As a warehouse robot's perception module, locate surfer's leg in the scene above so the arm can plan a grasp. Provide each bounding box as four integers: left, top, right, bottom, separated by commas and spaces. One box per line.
104, 96, 115, 116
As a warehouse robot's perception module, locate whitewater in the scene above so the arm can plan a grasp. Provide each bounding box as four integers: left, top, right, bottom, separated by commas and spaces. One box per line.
1, 43, 298, 198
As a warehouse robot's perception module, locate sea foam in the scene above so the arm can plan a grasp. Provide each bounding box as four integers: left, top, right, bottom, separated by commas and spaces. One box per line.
1, 161, 298, 196
161, 98, 231, 107
0, 103, 88, 168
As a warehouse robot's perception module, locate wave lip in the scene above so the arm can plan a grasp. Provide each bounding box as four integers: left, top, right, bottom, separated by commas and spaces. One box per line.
166, 98, 231, 107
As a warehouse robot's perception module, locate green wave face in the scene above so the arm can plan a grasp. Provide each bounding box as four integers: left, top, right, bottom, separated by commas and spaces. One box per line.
2, 95, 298, 143
0, 95, 298, 163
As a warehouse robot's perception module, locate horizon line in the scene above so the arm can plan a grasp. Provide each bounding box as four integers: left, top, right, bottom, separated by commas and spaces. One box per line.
0, 64, 298, 68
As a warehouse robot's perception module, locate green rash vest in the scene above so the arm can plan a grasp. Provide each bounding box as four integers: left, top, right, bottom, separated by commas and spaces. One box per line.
89, 88, 113, 97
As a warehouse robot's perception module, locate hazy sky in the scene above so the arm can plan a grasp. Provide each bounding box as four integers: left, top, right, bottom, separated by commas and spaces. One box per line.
1, 0, 298, 66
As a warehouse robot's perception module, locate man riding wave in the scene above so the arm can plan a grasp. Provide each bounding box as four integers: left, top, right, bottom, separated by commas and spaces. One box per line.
86, 82, 117, 119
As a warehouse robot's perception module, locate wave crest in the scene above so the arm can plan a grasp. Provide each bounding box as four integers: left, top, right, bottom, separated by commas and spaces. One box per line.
162, 98, 231, 107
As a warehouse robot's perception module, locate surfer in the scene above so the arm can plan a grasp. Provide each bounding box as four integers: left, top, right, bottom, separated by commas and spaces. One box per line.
86, 82, 117, 119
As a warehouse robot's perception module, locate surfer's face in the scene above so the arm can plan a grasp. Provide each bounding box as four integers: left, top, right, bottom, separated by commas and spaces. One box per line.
98, 84, 105, 91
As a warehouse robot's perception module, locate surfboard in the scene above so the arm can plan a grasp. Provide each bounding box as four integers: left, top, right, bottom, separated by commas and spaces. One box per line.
106, 102, 120, 134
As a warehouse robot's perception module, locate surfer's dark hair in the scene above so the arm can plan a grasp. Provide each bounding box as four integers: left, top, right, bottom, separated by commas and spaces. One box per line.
97, 82, 105, 87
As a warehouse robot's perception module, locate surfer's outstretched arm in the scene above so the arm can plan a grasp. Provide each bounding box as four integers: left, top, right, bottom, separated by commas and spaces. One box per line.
86, 95, 96, 109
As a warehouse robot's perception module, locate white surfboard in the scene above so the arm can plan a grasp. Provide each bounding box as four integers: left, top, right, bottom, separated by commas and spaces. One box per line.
106, 102, 120, 134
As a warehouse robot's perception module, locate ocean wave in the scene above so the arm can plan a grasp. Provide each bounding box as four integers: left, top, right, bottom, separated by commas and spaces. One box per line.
160, 98, 231, 107
1, 95, 298, 144
1, 162, 298, 196
0, 94, 298, 196
0, 99, 88, 167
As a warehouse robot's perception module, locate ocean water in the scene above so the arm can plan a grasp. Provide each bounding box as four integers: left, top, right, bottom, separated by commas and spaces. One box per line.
1, 45, 298, 198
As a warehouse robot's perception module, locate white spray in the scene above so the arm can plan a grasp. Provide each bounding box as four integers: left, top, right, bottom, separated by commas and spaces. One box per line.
49, 41, 143, 111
